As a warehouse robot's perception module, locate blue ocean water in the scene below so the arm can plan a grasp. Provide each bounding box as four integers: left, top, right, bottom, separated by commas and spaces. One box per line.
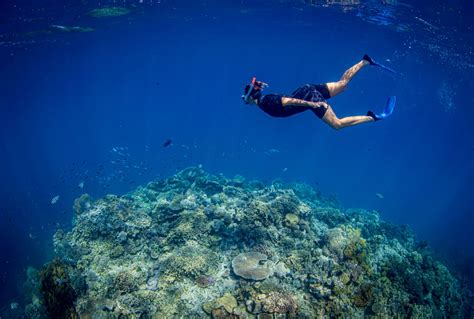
0, 0, 473, 311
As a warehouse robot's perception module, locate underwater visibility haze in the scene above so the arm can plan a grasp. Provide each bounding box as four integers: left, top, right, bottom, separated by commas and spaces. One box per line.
0, 0, 473, 317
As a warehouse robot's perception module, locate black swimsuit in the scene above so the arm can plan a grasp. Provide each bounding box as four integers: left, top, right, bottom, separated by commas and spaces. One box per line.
257, 84, 331, 119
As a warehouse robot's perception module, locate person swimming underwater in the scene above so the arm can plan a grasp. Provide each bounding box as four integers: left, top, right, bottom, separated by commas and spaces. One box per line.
241, 54, 396, 130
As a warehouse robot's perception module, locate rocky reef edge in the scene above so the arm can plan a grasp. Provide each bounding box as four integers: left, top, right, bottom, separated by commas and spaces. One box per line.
23, 167, 473, 318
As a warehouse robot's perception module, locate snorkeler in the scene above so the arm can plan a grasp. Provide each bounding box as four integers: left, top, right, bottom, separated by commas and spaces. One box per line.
241, 54, 396, 130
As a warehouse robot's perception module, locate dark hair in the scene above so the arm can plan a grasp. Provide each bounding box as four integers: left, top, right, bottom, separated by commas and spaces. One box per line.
243, 85, 262, 100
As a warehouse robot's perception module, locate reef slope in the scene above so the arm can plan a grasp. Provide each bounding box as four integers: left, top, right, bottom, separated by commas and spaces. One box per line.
25, 167, 472, 318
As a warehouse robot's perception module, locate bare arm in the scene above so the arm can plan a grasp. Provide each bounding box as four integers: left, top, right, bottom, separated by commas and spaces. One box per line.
281, 97, 328, 109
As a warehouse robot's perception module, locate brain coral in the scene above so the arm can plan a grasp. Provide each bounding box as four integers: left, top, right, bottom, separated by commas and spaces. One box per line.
232, 252, 274, 280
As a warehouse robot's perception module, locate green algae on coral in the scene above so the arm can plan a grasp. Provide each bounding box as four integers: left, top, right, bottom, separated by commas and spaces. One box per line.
38, 259, 79, 319
88, 7, 131, 18
23, 167, 473, 318
216, 293, 238, 313
284, 213, 299, 228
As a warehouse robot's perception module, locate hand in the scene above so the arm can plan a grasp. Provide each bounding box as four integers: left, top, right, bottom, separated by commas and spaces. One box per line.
313, 101, 328, 108
256, 81, 269, 89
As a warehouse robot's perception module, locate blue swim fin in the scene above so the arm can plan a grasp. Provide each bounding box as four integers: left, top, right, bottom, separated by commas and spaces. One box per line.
367, 96, 396, 121
363, 54, 397, 74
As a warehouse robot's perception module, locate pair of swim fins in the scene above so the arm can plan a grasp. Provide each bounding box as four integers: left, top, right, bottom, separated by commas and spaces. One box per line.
363, 54, 397, 120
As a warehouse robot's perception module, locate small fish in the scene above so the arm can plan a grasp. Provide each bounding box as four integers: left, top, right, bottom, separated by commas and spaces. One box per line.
78, 181, 84, 189
10, 302, 19, 310
264, 148, 280, 155
28, 233, 36, 239
414, 16, 437, 29
375, 193, 384, 199
282, 167, 288, 173
162, 139, 172, 147
50, 24, 68, 31
51, 195, 60, 204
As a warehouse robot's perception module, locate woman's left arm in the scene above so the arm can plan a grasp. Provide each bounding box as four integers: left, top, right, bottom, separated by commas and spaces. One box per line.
281, 97, 327, 109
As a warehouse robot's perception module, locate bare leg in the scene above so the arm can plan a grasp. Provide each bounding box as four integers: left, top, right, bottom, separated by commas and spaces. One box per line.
325, 59, 370, 98
322, 104, 373, 130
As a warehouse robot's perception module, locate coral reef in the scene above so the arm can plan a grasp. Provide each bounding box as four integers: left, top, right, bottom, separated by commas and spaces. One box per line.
24, 167, 473, 318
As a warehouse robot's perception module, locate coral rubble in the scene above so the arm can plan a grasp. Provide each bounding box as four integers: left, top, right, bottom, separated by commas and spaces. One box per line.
25, 167, 473, 318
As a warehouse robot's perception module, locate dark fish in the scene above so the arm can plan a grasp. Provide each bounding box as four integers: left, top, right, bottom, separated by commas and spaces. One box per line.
163, 139, 172, 147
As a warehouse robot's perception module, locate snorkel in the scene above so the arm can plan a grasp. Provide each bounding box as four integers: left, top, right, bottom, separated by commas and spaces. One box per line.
242, 77, 257, 104
242, 77, 267, 104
